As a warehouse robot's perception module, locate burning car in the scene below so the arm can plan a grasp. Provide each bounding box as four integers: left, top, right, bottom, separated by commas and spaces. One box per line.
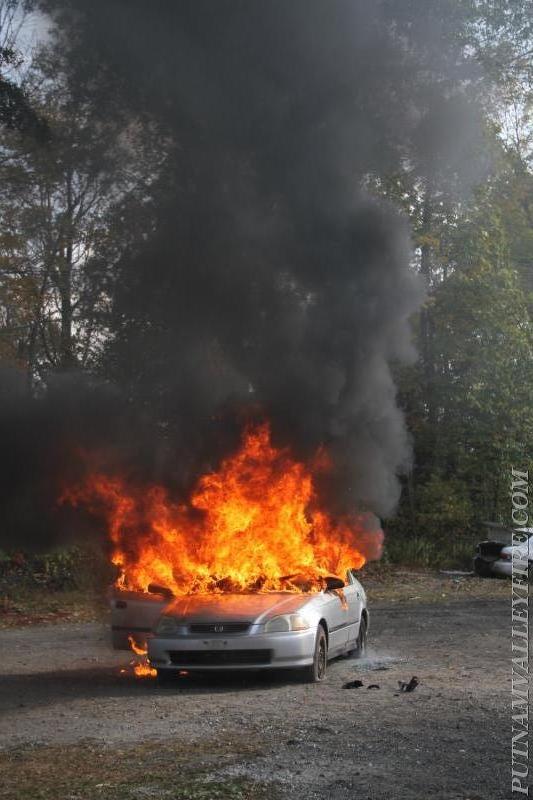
68, 422, 380, 680
111, 571, 368, 682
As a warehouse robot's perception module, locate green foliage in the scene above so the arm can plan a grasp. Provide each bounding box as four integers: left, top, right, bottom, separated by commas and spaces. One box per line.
384, 536, 440, 568
390, 135, 533, 554
386, 474, 477, 568
414, 475, 474, 539
0, 546, 114, 592
384, 533, 479, 569
431, 262, 532, 519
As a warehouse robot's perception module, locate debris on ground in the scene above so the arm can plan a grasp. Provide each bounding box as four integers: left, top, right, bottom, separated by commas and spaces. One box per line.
399, 676, 419, 693
343, 679, 364, 689
367, 684, 380, 690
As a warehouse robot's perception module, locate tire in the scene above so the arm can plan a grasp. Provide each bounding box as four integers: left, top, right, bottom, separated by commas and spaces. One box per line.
156, 669, 175, 685
303, 624, 328, 683
473, 556, 494, 578
353, 615, 367, 659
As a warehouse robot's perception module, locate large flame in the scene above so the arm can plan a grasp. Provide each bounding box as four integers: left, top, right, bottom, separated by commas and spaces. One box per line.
65, 422, 382, 594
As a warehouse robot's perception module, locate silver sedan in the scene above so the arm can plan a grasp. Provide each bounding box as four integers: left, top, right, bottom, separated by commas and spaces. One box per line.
147, 572, 368, 682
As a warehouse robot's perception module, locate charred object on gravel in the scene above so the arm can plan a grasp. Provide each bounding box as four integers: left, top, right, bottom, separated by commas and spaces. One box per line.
399, 676, 419, 693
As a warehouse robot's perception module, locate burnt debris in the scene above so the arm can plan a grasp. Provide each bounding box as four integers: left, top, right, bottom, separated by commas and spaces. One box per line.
344, 679, 365, 690
399, 676, 419, 693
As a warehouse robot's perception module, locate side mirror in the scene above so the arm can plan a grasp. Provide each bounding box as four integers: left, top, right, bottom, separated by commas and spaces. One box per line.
325, 576, 345, 592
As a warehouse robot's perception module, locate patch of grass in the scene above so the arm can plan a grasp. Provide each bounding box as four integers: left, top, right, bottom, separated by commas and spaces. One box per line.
0, 546, 113, 628
0, 587, 107, 628
359, 563, 509, 604
0, 740, 273, 800
383, 533, 480, 570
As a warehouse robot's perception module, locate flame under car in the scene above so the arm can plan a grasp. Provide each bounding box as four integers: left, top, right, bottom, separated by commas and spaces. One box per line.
111, 572, 368, 682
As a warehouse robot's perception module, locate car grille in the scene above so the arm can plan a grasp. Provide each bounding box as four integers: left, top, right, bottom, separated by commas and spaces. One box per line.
188, 622, 251, 635
168, 649, 272, 666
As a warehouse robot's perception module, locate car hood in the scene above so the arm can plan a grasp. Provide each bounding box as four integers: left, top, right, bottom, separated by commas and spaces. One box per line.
163, 592, 315, 624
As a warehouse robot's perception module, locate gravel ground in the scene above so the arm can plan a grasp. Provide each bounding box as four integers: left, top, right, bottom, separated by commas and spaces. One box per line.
0, 595, 510, 799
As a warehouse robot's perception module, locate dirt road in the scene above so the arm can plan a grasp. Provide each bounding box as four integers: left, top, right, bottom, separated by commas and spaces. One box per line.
0, 596, 509, 800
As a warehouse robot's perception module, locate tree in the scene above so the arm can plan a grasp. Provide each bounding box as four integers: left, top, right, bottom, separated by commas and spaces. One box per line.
0, 46, 167, 386
379, 0, 533, 543
392, 178, 533, 541
0, 0, 47, 137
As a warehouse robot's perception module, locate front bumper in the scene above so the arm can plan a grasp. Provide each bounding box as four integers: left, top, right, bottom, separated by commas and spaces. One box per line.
148, 628, 316, 671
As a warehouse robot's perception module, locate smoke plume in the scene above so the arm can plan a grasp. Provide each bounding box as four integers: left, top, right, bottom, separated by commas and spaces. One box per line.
1, 1, 486, 549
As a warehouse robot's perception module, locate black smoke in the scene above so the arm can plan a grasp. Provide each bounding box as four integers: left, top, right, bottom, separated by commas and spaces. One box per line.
1, 1, 487, 549
0, 370, 162, 550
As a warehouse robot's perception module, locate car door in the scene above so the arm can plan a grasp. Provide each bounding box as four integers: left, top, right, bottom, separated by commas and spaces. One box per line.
343, 573, 363, 649
320, 588, 351, 655
110, 589, 171, 650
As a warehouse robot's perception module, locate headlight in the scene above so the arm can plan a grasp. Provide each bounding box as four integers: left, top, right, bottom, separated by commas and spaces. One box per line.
155, 615, 180, 636
264, 614, 310, 633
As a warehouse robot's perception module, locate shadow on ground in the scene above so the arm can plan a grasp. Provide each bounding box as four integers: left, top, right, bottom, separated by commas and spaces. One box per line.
0, 660, 338, 713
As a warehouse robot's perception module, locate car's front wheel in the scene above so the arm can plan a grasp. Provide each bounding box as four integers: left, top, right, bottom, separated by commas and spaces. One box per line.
303, 624, 328, 683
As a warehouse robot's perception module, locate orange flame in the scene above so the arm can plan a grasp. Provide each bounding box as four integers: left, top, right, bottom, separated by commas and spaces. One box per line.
66, 422, 382, 595
127, 635, 157, 678
128, 635, 148, 656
